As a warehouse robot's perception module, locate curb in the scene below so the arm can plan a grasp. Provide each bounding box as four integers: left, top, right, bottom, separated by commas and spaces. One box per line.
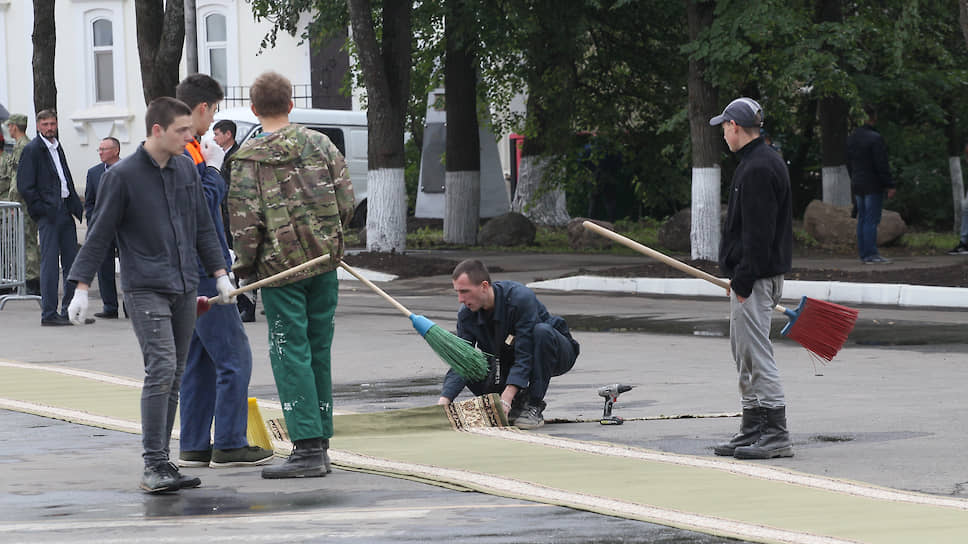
527, 276, 968, 309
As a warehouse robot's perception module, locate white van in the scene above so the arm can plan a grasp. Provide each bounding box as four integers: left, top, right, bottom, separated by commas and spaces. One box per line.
213, 107, 369, 224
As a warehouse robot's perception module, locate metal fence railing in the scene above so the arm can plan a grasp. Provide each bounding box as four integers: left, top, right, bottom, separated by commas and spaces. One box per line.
220, 84, 314, 110
0, 201, 41, 310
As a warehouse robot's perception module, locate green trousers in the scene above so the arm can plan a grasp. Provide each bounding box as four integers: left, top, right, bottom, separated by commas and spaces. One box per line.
262, 270, 338, 442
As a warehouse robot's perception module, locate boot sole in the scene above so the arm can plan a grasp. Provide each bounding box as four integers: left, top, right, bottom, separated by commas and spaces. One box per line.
177, 459, 211, 468
209, 455, 275, 468
734, 446, 794, 460
261, 469, 326, 479
140, 482, 180, 493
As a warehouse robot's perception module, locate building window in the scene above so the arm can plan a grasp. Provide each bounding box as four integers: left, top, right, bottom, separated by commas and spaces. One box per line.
204, 13, 228, 88
92, 18, 115, 103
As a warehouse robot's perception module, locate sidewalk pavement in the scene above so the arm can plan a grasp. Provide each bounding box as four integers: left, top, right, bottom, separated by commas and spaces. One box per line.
388, 249, 968, 309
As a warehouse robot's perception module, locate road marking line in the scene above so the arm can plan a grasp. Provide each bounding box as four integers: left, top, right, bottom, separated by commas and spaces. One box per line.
470, 428, 968, 511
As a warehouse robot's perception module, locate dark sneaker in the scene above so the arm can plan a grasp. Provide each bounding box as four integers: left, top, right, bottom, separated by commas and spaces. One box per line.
167, 462, 202, 489
506, 388, 529, 424
140, 463, 179, 493
863, 255, 892, 264
94, 311, 119, 318
514, 400, 546, 430
178, 449, 212, 468
210, 446, 275, 467
948, 243, 968, 255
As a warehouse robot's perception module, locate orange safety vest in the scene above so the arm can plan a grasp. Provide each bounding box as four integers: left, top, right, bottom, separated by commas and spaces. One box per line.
185, 139, 205, 166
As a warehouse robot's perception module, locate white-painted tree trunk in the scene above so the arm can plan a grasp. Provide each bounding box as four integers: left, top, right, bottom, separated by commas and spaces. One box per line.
690, 166, 721, 261
950, 155, 965, 234
365, 167, 407, 252
511, 155, 570, 226
444, 170, 480, 244
821, 165, 852, 207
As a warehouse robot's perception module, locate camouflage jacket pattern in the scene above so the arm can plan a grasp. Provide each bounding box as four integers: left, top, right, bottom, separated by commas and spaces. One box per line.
1, 137, 28, 201
228, 124, 354, 285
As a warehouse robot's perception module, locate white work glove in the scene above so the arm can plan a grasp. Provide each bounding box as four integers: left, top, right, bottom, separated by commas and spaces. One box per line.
67, 289, 89, 325
214, 275, 237, 304
200, 137, 226, 171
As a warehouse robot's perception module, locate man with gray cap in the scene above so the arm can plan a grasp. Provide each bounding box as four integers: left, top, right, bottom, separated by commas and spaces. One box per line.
1, 114, 41, 294
708, 97, 794, 460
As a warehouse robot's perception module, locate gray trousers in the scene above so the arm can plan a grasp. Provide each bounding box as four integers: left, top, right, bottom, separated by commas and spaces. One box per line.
125, 290, 196, 467
729, 275, 785, 409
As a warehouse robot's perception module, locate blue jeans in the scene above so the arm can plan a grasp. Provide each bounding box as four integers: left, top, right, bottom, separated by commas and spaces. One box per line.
855, 192, 883, 260
125, 290, 196, 467
37, 200, 78, 321
179, 276, 254, 452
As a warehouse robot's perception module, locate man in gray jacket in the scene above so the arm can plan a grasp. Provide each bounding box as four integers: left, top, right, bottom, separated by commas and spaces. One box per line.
66, 97, 236, 493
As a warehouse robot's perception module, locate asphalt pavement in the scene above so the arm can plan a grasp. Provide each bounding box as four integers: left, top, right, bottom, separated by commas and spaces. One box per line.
1, 249, 966, 543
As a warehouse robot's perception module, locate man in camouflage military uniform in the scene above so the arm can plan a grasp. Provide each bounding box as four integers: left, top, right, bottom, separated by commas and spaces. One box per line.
229, 71, 354, 479
2, 114, 40, 293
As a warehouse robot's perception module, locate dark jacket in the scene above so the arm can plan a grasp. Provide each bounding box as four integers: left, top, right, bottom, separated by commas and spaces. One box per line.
16, 135, 83, 222
718, 137, 793, 299
441, 281, 578, 399
847, 124, 894, 196
84, 162, 109, 225
68, 144, 225, 294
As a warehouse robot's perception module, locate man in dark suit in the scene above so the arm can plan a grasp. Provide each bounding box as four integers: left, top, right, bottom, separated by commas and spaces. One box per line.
84, 137, 122, 318
16, 109, 85, 326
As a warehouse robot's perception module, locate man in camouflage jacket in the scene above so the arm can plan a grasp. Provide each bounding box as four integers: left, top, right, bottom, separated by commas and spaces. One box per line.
228, 71, 354, 479
2, 114, 40, 289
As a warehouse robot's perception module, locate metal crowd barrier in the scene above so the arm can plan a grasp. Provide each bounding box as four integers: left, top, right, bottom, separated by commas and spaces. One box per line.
0, 201, 41, 310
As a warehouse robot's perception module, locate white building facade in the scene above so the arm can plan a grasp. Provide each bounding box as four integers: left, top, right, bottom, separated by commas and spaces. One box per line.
0, 1, 336, 193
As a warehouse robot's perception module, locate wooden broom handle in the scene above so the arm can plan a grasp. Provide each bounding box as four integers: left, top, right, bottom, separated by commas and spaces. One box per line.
583, 221, 729, 289
207, 254, 332, 304
338, 261, 413, 317
583, 221, 792, 313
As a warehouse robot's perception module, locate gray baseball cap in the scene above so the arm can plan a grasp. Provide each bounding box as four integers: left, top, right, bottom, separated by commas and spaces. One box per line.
709, 98, 764, 127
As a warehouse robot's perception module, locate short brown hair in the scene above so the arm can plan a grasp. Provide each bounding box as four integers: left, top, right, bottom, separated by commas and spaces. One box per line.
250, 71, 292, 117
36, 109, 57, 122
144, 97, 192, 136
452, 259, 491, 284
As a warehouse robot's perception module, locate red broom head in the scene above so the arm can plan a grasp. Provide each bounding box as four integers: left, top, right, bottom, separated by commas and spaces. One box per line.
782, 298, 859, 362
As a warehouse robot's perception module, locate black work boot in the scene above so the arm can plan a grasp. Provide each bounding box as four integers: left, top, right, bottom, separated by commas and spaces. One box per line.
734, 406, 794, 459
714, 407, 765, 456
261, 438, 326, 479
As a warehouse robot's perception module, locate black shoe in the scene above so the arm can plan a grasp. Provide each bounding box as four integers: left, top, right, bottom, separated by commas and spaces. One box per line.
948, 243, 968, 255
25, 279, 40, 296
41, 316, 72, 327
94, 311, 119, 319
237, 294, 256, 322
166, 462, 202, 489
140, 463, 180, 493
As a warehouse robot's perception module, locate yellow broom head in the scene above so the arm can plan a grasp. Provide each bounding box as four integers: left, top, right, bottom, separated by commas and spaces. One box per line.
246, 397, 274, 450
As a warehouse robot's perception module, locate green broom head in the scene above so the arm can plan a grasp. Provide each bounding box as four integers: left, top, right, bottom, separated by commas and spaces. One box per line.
411, 314, 488, 382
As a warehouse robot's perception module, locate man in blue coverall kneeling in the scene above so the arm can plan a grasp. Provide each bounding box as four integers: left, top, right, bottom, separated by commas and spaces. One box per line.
437, 259, 579, 429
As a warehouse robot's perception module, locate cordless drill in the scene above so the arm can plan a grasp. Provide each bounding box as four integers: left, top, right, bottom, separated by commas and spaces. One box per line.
598, 384, 633, 425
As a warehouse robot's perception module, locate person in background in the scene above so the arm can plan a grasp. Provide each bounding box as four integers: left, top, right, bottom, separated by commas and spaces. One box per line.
84, 137, 122, 318
1, 114, 40, 295
847, 105, 896, 264
16, 110, 84, 326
